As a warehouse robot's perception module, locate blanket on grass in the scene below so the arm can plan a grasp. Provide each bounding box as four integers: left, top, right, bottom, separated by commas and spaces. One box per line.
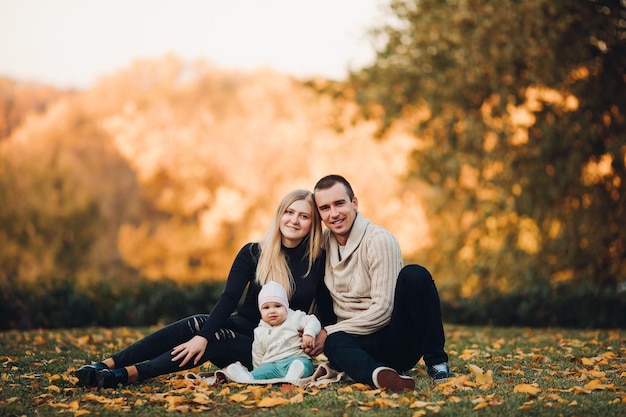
185, 361, 347, 387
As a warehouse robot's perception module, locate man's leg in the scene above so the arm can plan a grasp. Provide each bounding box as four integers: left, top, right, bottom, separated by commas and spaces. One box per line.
383, 264, 449, 372
324, 330, 384, 386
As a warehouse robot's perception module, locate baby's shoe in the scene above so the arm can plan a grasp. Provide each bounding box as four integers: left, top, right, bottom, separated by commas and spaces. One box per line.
224, 362, 253, 382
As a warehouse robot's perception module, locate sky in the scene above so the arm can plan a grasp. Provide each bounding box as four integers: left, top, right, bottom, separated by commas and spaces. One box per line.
0, 0, 387, 90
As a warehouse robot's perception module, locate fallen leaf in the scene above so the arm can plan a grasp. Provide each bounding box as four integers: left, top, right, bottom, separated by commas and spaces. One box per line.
583, 379, 617, 391
257, 397, 289, 407
467, 364, 494, 385
228, 393, 248, 403
518, 400, 535, 410
473, 401, 489, 410
289, 393, 304, 403
513, 383, 541, 394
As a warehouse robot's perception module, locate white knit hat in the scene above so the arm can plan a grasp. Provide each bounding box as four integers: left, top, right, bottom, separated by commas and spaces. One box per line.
258, 281, 289, 310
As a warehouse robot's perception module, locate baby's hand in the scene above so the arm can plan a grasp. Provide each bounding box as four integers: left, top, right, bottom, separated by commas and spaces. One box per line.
301, 334, 315, 349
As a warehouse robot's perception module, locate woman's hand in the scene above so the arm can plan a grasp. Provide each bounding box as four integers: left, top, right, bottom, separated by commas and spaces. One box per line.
171, 335, 208, 367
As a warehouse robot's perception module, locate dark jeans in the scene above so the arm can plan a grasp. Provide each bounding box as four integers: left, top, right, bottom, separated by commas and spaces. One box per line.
324, 264, 448, 386
111, 313, 256, 381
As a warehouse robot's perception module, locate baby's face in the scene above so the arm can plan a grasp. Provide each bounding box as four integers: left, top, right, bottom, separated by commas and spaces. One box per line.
260, 302, 287, 326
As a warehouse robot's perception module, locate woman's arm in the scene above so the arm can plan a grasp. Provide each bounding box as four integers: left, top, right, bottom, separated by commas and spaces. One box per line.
197, 243, 259, 340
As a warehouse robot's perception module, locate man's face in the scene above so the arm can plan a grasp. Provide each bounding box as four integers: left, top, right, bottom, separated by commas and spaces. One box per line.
314, 182, 358, 246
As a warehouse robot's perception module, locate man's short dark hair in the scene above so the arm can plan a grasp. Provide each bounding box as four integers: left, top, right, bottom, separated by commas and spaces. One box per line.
314, 175, 355, 200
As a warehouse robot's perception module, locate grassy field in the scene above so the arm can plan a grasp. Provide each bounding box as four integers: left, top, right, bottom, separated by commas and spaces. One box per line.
1, 324, 624, 416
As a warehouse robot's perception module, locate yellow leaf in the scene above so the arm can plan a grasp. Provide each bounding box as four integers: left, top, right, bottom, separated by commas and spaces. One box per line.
476, 371, 493, 385
513, 383, 541, 394
48, 374, 62, 382
518, 400, 535, 410
581, 357, 595, 365
583, 379, 616, 391
47, 385, 61, 393
74, 410, 91, 416
374, 398, 400, 408
410, 400, 430, 408
467, 364, 493, 385
572, 386, 591, 394
257, 397, 289, 407
412, 411, 427, 417
192, 393, 211, 405
531, 354, 549, 363
473, 401, 489, 410
228, 393, 248, 403
289, 393, 304, 403
459, 349, 480, 360
467, 364, 484, 376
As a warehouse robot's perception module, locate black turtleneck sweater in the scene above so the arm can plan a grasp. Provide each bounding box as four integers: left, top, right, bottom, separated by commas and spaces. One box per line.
198, 240, 329, 340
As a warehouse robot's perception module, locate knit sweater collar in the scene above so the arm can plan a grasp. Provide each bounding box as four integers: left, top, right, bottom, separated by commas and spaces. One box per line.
327, 212, 371, 266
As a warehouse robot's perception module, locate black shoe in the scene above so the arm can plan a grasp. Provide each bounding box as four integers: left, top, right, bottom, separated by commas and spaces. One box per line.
74, 363, 108, 387
427, 363, 454, 383
372, 367, 415, 392
96, 368, 128, 389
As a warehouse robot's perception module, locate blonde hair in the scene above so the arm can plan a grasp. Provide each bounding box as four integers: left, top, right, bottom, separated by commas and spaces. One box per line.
255, 189, 322, 298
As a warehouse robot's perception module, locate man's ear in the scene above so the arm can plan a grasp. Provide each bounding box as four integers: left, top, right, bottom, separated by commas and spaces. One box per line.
352, 196, 358, 211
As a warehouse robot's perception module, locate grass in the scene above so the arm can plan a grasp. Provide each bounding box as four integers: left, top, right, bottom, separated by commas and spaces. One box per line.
0, 324, 624, 416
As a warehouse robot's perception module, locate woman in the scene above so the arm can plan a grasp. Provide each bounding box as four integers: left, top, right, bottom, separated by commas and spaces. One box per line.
74, 189, 331, 389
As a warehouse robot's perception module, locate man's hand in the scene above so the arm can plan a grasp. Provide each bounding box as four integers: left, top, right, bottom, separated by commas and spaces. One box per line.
305, 328, 327, 357
171, 335, 208, 367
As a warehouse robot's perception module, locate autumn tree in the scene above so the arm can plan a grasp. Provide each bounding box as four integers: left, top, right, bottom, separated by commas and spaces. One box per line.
353, 0, 626, 298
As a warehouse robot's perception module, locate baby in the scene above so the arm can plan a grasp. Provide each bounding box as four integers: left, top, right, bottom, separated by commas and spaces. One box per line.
227, 281, 321, 381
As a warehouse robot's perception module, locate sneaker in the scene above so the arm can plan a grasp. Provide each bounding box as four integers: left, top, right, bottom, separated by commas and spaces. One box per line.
74, 363, 108, 387
427, 363, 454, 383
372, 366, 415, 392
96, 368, 128, 389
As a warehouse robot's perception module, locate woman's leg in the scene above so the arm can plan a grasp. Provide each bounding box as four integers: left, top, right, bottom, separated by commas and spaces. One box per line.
134, 313, 257, 381
110, 315, 211, 368
75, 315, 210, 387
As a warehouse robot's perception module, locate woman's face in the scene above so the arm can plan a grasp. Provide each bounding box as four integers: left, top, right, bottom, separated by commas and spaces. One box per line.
279, 199, 313, 248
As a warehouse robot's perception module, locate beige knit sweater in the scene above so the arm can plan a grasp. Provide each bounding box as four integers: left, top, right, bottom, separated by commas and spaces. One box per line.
323, 213, 403, 336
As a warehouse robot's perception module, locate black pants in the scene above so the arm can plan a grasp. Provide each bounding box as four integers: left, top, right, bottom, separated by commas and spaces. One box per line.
324, 264, 448, 386
110, 313, 256, 381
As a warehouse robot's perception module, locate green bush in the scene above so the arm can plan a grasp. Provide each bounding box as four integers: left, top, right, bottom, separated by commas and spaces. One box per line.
441, 284, 626, 329
1, 277, 623, 330
0, 277, 225, 330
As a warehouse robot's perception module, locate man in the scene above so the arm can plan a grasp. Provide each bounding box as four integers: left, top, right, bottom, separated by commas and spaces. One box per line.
306, 174, 453, 392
